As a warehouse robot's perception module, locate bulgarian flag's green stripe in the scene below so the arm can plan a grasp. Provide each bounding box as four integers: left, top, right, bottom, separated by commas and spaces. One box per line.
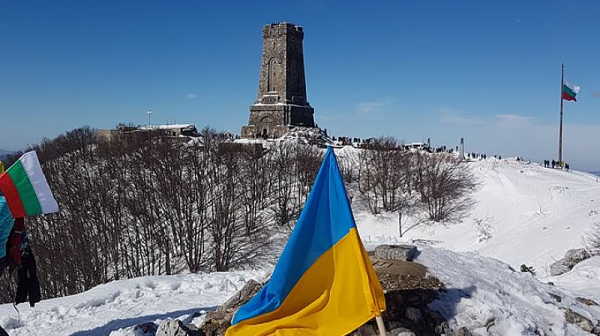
562, 84, 577, 99
0, 151, 58, 218
7, 161, 43, 216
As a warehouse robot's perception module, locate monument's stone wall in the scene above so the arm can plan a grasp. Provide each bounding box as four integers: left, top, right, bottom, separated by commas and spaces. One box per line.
242, 22, 315, 139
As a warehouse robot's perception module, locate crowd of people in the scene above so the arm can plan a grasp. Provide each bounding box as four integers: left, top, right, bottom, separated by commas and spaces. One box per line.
543, 159, 570, 171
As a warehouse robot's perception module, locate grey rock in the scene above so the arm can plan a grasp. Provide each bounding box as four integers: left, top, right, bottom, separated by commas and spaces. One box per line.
388, 321, 401, 329
200, 279, 264, 335
456, 326, 472, 336
549, 293, 562, 303
565, 248, 590, 261
435, 321, 450, 335
404, 307, 424, 325
356, 324, 377, 336
218, 279, 262, 312
156, 319, 199, 336
549, 248, 591, 276
564, 309, 594, 333
375, 245, 418, 262
549, 263, 571, 276
389, 327, 416, 336
576, 296, 598, 306
134, 322, 158, 334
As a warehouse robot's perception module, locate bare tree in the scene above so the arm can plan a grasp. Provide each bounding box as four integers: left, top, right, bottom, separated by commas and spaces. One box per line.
0, 126, 324, 302
270, 143, 299, 226
583, 222, 600, 255
357, 137, 407, 215
416, 154, 477, 222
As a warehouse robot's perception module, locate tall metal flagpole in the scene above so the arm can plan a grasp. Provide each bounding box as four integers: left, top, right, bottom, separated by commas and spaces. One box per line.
558, 64, 564, 165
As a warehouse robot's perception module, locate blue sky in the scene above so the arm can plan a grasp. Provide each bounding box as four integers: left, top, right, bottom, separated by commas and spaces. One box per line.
1, 1, 599, 169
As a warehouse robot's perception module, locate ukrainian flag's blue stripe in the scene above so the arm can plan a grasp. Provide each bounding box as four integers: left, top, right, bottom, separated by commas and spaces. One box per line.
232, 147, 356, 325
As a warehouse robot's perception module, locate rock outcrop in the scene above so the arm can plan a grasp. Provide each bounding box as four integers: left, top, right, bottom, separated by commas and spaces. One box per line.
564, 309, 595, 334
549, 248, 590, 276
198, 246, 471, 336
156, 319, 201, 336
375, 245, 418, 262
200, 279, 263, 336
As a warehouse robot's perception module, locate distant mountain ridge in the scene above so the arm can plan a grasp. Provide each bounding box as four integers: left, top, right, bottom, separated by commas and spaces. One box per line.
0, 149, 14, 161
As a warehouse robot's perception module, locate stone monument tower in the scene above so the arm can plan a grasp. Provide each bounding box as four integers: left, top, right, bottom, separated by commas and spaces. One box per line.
241, 22, 315, 139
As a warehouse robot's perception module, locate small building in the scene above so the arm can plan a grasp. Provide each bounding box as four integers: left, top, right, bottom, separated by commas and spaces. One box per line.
98, 123, 200, 141
138, 124, 200, 137
403, 142, 429, 151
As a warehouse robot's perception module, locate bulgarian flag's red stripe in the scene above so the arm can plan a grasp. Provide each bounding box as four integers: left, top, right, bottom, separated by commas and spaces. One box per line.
8, 160, 43, 215
0, 172, 27, 218
562, 83, 578, 102
562, 91, 576, 101
0, 151, 58, 218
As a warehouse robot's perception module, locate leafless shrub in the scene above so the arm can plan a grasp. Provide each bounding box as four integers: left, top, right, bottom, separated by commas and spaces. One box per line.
415, 153, 477, 222
2, 126, 326, 303
583, 222, 600, 255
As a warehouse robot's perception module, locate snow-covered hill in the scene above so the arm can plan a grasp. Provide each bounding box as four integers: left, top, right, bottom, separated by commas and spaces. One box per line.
420, 246, 600, 335
0, 271, 268, 336
355, 155, 600, 275
2, 148, 600, 335
1, 246, 598, 336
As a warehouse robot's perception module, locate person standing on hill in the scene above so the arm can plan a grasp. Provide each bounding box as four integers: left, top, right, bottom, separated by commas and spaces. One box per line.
0, 157, 42, 308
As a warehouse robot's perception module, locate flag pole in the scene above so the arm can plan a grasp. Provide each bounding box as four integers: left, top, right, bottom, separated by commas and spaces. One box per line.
375, 315, 388, 336
360, 243, 388, 336
364, 252, 388, 336
558, 63, 564, 165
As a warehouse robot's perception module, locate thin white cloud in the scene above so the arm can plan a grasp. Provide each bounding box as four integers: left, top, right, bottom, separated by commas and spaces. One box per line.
440, 107, 534, 126
440, 107, 486, 125
187, 93, 198, 100
357, 98, 396, 115
441, 115, 486, 124
494, 114, 534, 123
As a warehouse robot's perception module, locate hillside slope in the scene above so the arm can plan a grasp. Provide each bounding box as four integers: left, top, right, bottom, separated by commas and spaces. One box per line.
353, 155, 600, 275
1, 247, 598, 336
1, 148, 599, 335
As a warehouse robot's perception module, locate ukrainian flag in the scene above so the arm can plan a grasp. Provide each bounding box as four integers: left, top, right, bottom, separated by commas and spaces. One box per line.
226, 147, 386, 336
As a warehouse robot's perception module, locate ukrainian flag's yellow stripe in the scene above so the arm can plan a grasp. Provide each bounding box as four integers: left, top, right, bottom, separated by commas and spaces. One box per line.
226, 228, 386, 336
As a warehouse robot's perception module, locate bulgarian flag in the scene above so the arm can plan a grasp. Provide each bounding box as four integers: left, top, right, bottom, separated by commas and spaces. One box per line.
562, 81, 579, 102
0, 151, 58, 218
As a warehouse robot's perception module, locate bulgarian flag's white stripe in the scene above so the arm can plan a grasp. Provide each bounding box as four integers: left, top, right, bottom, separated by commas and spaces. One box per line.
562, 80, 580, 101
20, 152, 59, 214
565, 81, 579, 92
0, 151, 58, 218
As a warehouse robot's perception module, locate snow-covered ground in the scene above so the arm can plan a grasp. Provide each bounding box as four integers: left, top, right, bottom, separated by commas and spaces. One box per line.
547, 256, 600, 301
418, 246, 600, 335
2, 247, 598, 336
0, 271, 268, 336
2, 150, 600, 335
354, 155, 600, 275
